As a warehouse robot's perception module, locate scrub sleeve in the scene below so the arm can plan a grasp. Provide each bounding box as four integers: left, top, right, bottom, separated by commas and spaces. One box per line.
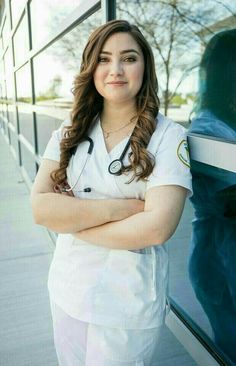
43, 114, 192, 366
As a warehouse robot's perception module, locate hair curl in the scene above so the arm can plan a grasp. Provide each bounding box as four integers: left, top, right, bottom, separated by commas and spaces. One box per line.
51, 19, 160, 187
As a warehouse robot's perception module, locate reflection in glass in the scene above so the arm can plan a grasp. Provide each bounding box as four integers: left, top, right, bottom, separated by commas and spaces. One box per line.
188, 29, 236, 365
13, 14, 29, 66
0, 60, 4, 82
4, 49, 14, 102
36, 114, 63, 156
33, 10, 101, 107
2, 14, 10, 48
8, 104, 17, 129
30, 0, 81, 48
18, 107, 34, 145
20, 142, 36, 181
9, 128, 19, 159
0, 61, 7, 103
16, 63, 31, 103
11, 0, 26, 27
116, 0, 236, 125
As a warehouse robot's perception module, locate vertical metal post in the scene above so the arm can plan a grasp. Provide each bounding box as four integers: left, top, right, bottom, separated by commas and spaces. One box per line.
5, 0, 11, 145
9, 0, 23, 166
26, 0, 38, 175
101, 0, 116, 23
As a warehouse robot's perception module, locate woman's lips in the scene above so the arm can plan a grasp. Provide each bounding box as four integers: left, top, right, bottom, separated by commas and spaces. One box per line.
107, 81, 128, 86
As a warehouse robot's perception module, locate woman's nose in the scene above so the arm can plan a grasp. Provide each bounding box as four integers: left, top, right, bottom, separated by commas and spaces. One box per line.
109, 61, 124, 76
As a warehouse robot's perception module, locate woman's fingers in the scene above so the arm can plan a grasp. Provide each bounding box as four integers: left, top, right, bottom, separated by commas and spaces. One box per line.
53, 183, 74, 197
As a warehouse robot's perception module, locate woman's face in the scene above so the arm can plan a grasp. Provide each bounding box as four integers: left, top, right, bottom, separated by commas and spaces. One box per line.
93, 32, 145, 106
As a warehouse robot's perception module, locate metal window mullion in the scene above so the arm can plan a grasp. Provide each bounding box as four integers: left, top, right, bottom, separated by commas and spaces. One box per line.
9, 0, 23, 167
101, 0, 116, 22
5, 0, 12, 145
26, 0, 38, 176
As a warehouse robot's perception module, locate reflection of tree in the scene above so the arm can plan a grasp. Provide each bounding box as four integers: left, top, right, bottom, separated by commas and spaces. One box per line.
117, 0, 236, 115
37, 75, 62, 101
49, 13, 101, 72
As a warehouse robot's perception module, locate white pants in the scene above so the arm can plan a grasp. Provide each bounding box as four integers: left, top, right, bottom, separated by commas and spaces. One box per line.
50, 300, 162, 366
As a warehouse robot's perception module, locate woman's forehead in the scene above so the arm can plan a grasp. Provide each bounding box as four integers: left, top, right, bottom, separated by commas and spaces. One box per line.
101, 32, 142, 54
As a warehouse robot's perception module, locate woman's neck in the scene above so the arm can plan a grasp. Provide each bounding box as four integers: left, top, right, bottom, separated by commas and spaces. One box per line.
100, 101, 137, 128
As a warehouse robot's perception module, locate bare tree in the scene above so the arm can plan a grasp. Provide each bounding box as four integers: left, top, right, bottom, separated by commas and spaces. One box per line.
50, 13, 101, 73
117, 0, 233, 115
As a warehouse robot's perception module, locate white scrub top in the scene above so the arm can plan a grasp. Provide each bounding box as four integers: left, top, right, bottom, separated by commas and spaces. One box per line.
43, 112, 192, 329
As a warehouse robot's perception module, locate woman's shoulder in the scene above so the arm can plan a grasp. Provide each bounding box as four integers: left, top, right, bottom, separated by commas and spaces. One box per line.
148, 113, 187, 153
155, 112, 187, 134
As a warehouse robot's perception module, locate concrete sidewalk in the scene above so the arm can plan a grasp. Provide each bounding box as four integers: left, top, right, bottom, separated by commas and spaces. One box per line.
0, 134, 57, 366
0, 132, 196, 366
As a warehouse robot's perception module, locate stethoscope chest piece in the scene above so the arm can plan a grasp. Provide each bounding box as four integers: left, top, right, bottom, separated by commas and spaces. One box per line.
108, 137, 132, 176
108, 159, 123, 175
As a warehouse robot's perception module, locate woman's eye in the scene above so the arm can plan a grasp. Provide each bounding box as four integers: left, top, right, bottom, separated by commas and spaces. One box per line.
98, 57, 109, 63
124, 57, 136, 62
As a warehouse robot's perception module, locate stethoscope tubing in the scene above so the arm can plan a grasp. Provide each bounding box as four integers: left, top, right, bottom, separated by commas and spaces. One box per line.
65, 135, 131, 192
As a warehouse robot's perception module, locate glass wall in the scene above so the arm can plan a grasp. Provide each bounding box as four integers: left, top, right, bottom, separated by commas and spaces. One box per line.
116, 1, 236, 364
29, 0, 80, 48
0, 0, 102, 172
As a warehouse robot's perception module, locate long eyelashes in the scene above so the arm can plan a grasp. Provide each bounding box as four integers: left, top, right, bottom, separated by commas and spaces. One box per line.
98, 57, 137, 63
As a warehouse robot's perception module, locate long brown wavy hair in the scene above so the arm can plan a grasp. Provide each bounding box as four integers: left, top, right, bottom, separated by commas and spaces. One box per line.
51, 19, 160, 186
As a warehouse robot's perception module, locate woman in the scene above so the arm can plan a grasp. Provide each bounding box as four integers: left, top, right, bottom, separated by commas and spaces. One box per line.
31, 20, 192, 366
188, 29, 236, 364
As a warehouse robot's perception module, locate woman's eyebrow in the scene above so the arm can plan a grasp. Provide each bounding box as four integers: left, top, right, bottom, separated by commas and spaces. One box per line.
100, 49, 140, 55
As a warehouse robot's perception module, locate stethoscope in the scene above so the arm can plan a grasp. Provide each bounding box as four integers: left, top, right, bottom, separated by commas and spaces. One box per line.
64, 136, 131, 193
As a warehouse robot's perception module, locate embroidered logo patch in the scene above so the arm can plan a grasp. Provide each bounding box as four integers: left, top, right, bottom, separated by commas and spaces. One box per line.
177, 140, 190, 167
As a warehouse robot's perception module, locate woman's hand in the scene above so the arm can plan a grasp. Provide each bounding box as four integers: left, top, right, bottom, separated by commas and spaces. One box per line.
111, 199, 144, 222
53, 181, 75, 197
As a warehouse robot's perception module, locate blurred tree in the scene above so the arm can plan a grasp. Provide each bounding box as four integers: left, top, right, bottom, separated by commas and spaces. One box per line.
117, 0, 235, 115
38, 75, 62, 101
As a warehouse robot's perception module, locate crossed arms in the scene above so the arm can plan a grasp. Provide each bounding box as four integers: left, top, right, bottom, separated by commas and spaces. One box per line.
31, 159, 187, 250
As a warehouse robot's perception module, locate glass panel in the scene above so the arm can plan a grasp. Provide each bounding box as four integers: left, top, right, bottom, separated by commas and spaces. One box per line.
9, 128, 19, 158
0, 61, 6, 102
8, 104, 17, 129
20, 141, 36, 180
18, 107, 34, 145
2, 14, 10, 48
11, 0, 26, 27
0, 60, 4, 82
33, 10, 101, 107
4, 49, 14, 102
117, 0, 236, 126
30, 0, 81, 48
1, 103, 7, 123
15, 63, 31, 103
36, 113, 62, 156
13, 14, 29, 66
